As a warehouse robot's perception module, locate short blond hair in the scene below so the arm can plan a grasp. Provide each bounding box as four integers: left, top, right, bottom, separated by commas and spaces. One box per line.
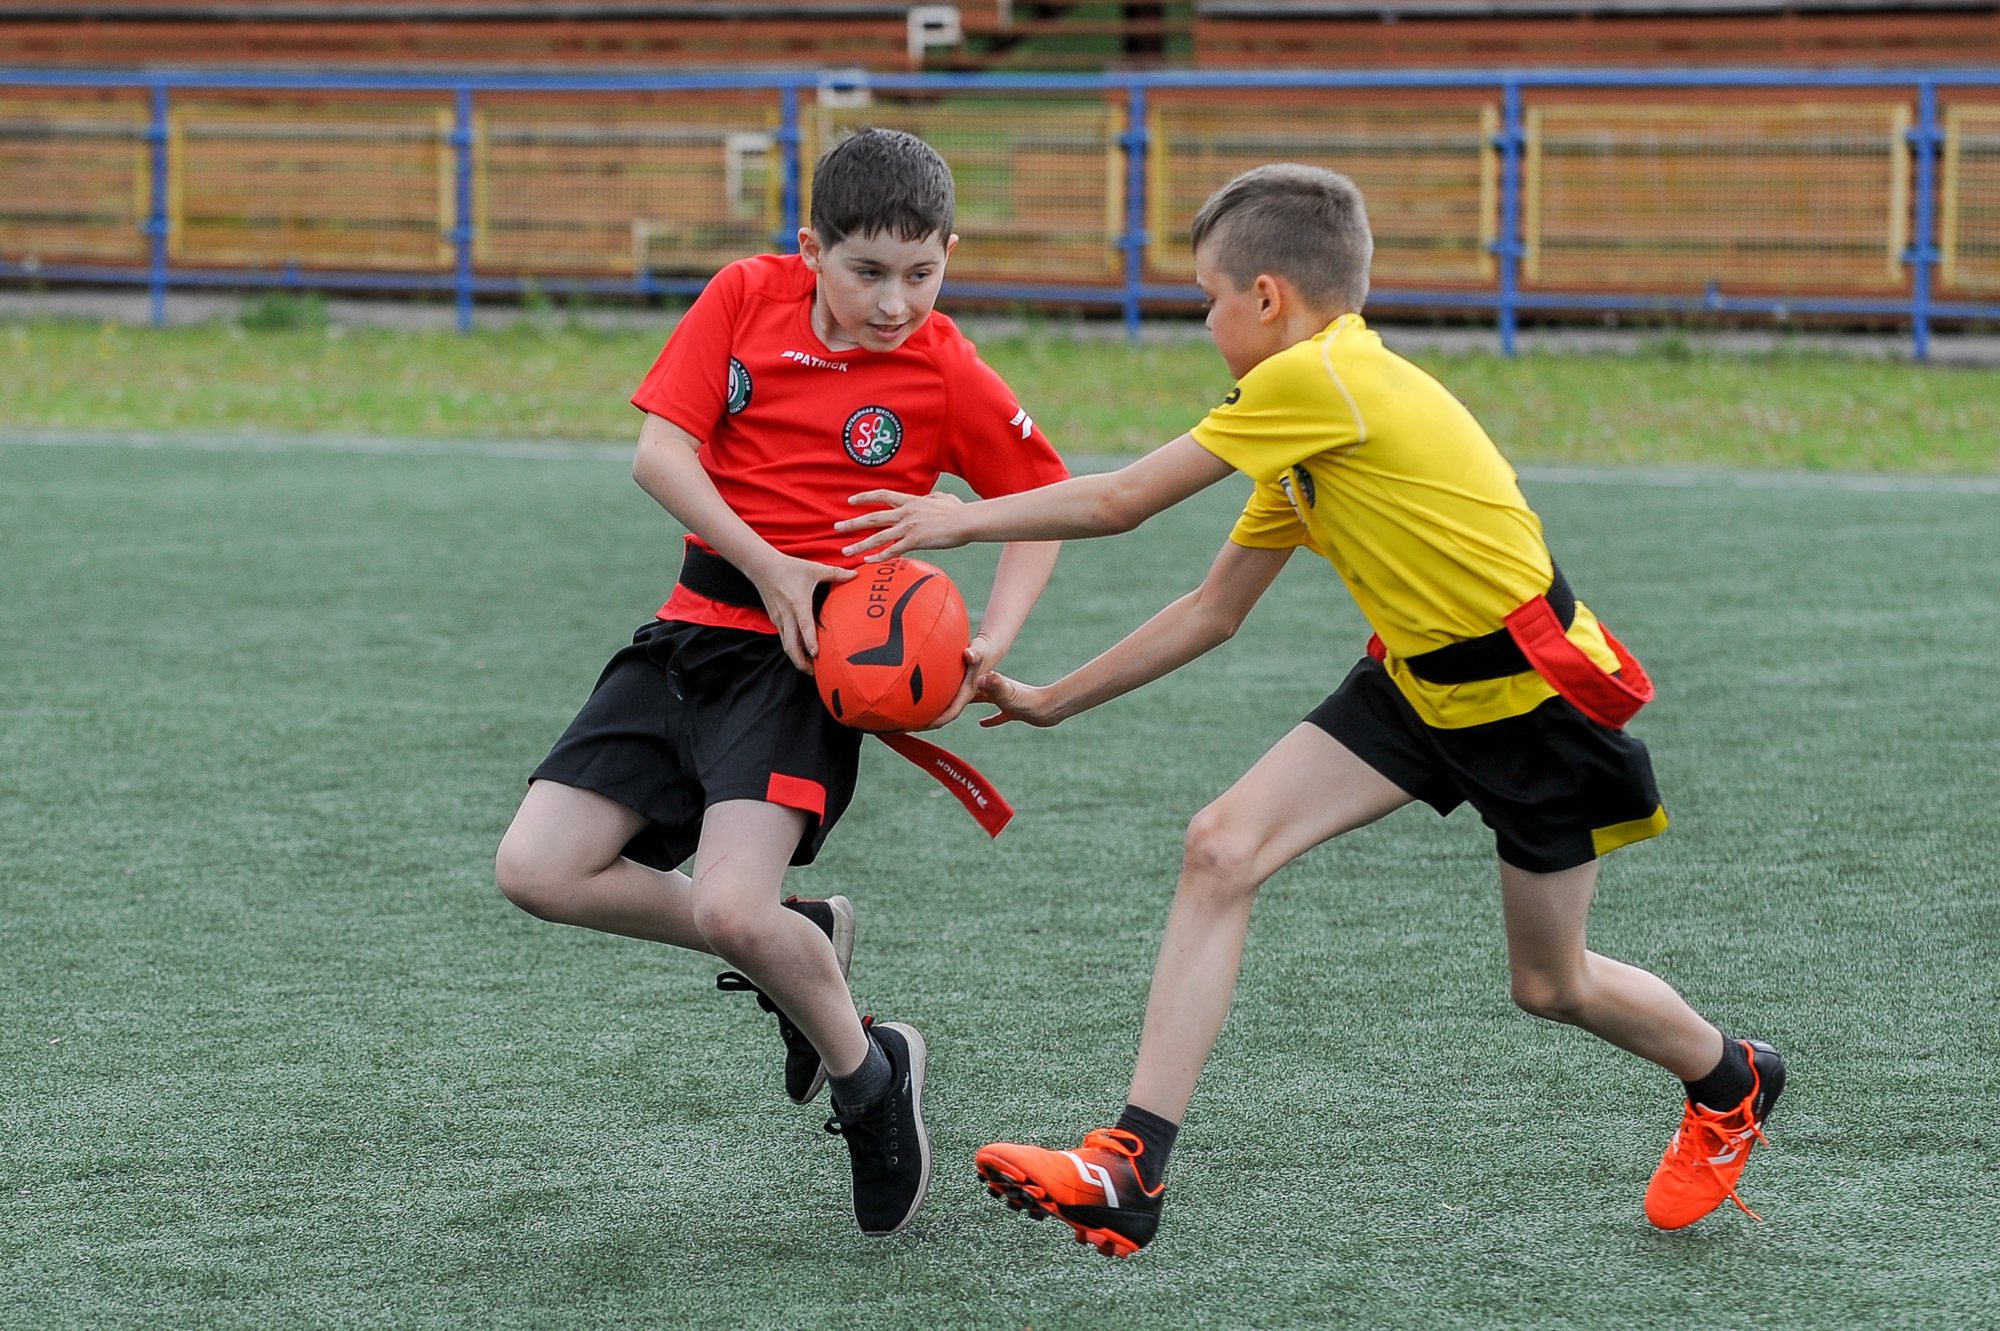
1188, 164, 1372, 312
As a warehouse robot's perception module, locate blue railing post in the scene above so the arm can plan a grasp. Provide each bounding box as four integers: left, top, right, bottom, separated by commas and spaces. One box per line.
451, 85, 475, 334
777, 83, 801, 252
145, 81, 169, 327
1119, 84, 1150, 343
1907, 80, 1942, 362
1495, 79, 1524, 358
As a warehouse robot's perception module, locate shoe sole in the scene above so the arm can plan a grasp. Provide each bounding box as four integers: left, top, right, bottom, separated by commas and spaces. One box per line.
975, 1160, 1143, 1258
795, 895, 858, 1106
862, 1021, 930, 1237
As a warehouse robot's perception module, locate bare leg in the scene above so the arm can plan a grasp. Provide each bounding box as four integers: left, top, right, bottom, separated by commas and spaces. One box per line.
1127, 724, 1414, 1122
1499, 860, 1724, 1081
495, 779, 708, 950
497, 783, 868, 1074
686, 800, 871, 1078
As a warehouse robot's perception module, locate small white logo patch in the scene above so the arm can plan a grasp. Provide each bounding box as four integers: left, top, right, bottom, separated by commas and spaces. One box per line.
781, 349, 849, 372
1009, 407, 1034, 440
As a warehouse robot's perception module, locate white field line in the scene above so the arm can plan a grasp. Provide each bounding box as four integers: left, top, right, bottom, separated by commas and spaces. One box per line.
4, 429, 1998, 495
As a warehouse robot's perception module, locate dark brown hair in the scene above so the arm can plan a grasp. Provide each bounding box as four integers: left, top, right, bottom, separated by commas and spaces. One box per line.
811, 127, 956, 246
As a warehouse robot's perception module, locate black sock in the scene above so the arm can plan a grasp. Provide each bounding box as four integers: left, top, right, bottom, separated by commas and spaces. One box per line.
1114, 1104, 1179, 1191
829, 1035, 891, 1115
1682, 1036, 1753, 1112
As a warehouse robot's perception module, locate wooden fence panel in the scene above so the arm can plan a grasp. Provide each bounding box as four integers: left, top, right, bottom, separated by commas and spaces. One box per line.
1942, 106, 2000, 295
475, 96, 781, 275
171, 102, 453, 270
1146, 100, 1497, 287
1523, 103, 1908, 293
0, 97, 148, 265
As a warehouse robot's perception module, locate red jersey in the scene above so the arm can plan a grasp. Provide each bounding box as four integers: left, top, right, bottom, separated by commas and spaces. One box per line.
632, 253, 1070, 633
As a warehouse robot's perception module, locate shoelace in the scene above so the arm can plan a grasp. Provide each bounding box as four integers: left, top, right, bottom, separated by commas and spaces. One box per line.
1077, 1128, 1165, 1199
1669, 1106, 1770, 1222
715, 972, 812, 1053
825, 1105, 898, 1169
1079, 1128, 1144, 1160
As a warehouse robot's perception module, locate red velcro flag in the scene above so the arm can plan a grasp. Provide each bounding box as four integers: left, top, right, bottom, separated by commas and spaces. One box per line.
1366, 596, 1656, 732
1503, 599, 1655, 730
877, 733, 1015, 839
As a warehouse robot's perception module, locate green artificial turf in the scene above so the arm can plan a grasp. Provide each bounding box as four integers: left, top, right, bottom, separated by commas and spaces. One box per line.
7, 318, 2000, 470
2, 436, 1997, 1329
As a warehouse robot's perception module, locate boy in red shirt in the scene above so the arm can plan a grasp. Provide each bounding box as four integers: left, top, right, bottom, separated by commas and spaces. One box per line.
494, 129, 1068, 1237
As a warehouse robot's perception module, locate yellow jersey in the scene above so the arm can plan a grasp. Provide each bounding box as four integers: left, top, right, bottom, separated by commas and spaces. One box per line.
1189, 314, 1621, 730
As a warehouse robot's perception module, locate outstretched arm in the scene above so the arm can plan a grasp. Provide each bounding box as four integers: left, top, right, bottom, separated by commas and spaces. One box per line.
836, 435, 1234, 558
977, 540, 1294, 728
922, 538, 1062, 731
632, 412, 853, 673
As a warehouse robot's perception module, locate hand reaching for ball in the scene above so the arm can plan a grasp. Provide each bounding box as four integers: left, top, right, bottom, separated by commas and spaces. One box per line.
917, 633, 993, 732
975, 672, 1063, 728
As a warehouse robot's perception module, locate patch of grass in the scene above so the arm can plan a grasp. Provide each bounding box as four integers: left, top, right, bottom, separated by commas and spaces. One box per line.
1, 438, 1996, 1328
4, 319, 2000, 471
237, 292, 328, 333
1433, 349, 2000, 473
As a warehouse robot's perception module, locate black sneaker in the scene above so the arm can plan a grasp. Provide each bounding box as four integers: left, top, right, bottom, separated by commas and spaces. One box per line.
715, 894, 856, 1105
824, 1019, 931, 1236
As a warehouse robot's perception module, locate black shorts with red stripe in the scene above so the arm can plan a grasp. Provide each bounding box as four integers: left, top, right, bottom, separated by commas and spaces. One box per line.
1307, 655, 1667, 874
530, 618, 863, 872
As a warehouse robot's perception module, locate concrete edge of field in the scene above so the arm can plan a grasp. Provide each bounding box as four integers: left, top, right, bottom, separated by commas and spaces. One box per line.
7, 426, 2000, 495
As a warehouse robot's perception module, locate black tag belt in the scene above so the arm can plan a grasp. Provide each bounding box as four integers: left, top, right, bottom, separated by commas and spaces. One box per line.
677, 543, 765, 610
1399, 565, 1577, 685
677, 543, 838, 617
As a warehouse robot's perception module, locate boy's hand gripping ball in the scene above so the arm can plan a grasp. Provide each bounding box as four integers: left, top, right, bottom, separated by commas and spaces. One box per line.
814, 557, 970, 733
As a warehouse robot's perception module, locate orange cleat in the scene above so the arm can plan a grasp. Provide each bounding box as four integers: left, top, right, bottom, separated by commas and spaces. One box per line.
975, 1128, 1164, 1258
1645, 1038, 1787, 1229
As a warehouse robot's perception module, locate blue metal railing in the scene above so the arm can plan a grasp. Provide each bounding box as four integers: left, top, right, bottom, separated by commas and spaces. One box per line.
5, 64, 2000, 353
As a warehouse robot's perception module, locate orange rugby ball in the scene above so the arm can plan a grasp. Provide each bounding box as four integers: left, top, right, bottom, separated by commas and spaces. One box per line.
814, 558, 970, 733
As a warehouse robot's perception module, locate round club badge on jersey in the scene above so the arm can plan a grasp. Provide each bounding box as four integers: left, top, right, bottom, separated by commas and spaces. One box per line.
726, 358, 753, 415
843, 405, 904, 467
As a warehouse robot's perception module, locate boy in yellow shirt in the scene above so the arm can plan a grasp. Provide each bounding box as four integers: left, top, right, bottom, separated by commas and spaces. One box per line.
836, 164, 1785, 1256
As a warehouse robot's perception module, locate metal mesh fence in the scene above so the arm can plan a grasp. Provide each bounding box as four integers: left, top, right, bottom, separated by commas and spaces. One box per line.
1942, 105, 2000, 294
170, 100, 453, 270
803, 97, 1124, 281
0, 95, 147, 265
1147, 99, 1496, 286
1523, 103, 1909, 293
5, 72, 1997, 346
476, 93, 781, 276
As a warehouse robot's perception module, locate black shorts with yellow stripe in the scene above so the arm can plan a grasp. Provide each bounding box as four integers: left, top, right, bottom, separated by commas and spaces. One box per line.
1307, 656, 1667, 874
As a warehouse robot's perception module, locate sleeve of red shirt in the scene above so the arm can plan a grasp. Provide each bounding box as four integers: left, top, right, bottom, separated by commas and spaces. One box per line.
938, 341, 1071, 499
630, 261, 747, 442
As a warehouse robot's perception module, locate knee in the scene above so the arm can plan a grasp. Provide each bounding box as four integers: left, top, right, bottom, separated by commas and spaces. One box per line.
493, 836, 571, 922
1510, 969, 1587, 1025
1178, 806, 1262, 907
690, 892, 767, 959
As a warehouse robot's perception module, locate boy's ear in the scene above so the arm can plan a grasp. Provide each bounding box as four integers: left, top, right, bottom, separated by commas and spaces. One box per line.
799, 228, 825, 272
1253, 273, 1285, 325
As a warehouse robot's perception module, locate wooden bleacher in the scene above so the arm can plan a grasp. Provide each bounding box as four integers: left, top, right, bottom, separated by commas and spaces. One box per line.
0, 0, 1200, 71
1194, 0, 2000, 69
